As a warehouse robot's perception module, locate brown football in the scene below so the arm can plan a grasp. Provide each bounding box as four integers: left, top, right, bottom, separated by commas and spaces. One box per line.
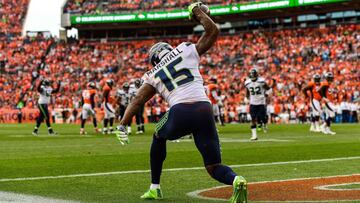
192, 4, 211, 22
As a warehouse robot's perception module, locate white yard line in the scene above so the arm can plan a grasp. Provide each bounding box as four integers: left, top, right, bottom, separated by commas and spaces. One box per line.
187, 174, 360, 202
0, 191, 79, 203
314, 182, 360, 191
0, 156, 359, 183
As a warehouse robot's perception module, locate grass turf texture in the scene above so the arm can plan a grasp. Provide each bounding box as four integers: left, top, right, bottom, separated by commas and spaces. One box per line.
0, 123, 359, 202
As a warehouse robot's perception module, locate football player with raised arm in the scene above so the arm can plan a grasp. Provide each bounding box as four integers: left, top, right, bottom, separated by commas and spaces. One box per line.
80, 82, 100, 135
115, 3, 247, 202
244, 69, 272, 140
32, 79, 61, 136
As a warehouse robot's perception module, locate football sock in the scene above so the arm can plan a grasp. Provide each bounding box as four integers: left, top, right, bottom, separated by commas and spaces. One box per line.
81, 119, 86, 128
326, 118, 331, 127
109, 118, 114, 127
211, 164, 237, 185
150, 135, 167, 184
33, 127, 38, 132
93, 118, 97, 128
141, 124, 145, 132
251, 124, 257, 137
104, 119, 109, 128
150, 184, 160, 189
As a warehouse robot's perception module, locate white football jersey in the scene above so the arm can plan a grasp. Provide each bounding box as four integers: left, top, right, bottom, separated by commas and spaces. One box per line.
116, 89, 135, 106
244, 77, 268, 105
143, 42, 209, 107
38, 86, 53, 104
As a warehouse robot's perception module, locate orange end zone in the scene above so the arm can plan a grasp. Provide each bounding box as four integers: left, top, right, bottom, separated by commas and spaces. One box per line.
198, 174, 360, 201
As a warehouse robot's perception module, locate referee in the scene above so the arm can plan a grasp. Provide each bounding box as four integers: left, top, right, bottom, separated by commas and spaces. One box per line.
32, 79, 61, 136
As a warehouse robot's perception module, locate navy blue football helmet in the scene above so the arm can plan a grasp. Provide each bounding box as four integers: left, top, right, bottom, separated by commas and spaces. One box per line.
149, 42, 173, 66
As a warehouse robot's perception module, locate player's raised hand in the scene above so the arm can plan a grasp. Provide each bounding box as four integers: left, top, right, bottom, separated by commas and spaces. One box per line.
115, 125, 129, 145
188, 2, 210, 22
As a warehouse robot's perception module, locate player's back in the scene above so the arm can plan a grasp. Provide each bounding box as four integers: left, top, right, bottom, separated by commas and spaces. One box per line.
143, 42, 209, 107
82, 89, 96, 105
308, 81, 322, 100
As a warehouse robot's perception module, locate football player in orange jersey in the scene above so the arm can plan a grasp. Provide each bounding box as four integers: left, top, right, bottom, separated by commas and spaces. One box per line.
103, 79, 116, 134
208, 78, 224, 126
80, 82, 99, 135
302, 74, 323, 132
319, 72, 336, 135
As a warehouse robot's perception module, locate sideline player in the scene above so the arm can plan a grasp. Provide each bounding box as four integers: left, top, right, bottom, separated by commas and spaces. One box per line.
302, 74, 322, 132
116, 82, 134, 134
115, 3, 247, 202
319, 72, 336, 135
102, 79, 116, 134
80, 82, 100, 135
32, 79, 61, 136
208, 78, 224, 126
244, 69, 272, 140
134, 79, 145, 134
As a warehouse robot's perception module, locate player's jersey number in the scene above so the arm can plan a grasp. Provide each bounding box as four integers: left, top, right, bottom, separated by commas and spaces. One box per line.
155, 57, 194, 91
249, 86, 262, 95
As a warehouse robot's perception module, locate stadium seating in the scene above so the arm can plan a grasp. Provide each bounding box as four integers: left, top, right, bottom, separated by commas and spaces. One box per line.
0, 0, 358, 122
1, 23, 359, 123
0, 0, 29, 37
63, 0, 266, 14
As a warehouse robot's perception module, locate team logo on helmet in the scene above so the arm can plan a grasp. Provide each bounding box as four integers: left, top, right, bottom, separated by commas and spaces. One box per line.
149, 42, 173, 66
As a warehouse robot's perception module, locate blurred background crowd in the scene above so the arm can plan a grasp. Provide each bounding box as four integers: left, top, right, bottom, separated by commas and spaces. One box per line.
0, 0, 359, 124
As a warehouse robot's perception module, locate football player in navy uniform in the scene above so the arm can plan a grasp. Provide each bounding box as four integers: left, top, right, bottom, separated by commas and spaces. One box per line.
115, 3, 247, 202
32, 79, 61, 136
245, 69, 272, 140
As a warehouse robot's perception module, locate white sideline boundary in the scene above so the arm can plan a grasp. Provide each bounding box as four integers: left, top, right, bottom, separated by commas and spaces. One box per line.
0, 156, 360, 183
0, 191, 79, 203
314, 182, 360, 191
187, 174, 360, 202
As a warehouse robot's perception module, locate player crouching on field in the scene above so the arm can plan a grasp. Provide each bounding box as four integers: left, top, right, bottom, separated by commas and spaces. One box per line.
319, 72, 336, 135
80, 82, 100, 135
303, 74, 323, 132
115, 2, 248, 203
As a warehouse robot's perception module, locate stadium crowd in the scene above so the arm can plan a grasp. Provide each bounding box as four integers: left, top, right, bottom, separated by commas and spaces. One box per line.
0, 0, 29, 37
63, 0, 268, 14
0, 0, 359, 124
1, 23, 359, 123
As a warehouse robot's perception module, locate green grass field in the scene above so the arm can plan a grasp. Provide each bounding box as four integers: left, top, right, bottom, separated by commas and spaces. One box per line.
0, 123, 359, 202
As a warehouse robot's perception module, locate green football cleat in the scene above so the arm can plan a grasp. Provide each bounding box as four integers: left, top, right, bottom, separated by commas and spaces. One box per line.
140, 188, 163, 200
229, 176, 248, 203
